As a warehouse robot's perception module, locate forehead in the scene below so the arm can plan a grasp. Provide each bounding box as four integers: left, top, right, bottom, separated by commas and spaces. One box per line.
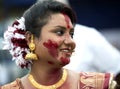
46, 13, 73, 28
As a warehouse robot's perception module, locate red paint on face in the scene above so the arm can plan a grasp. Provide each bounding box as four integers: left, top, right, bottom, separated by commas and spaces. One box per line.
47, 61, 55, 65
43, 39, 58, 58
62, 13, 71, 29
60, 57, 70, 65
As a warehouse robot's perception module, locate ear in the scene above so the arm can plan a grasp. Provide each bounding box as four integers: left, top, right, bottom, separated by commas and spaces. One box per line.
25, 31, 32, 45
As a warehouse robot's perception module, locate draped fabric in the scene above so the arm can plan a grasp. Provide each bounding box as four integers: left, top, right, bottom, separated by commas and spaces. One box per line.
0, 79, 22, 89
1, 71, 116, 89
79, 72, 113, 89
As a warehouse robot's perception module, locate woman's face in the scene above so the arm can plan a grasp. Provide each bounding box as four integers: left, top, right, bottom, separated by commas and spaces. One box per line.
34, 13, 76, 66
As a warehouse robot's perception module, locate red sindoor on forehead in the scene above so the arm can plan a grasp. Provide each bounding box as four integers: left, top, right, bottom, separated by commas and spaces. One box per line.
62, 13, 71, 29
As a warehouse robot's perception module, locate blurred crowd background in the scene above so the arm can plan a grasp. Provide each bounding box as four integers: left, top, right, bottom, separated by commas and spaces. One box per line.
0, 0, 120, 85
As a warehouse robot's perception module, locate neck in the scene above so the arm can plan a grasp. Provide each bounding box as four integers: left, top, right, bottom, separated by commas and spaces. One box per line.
28, 68, 67, 89
29, 61, 63, 85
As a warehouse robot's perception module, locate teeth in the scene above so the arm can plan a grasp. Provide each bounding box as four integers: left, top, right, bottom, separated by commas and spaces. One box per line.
62, 50, 69, 52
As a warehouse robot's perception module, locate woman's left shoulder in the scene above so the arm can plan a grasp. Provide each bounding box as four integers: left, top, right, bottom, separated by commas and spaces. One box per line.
78, 72, 117, 89
66, 69, 79, 77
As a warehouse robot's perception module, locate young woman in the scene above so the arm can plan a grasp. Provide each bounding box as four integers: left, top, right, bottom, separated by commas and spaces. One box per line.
1, 0, 118, 89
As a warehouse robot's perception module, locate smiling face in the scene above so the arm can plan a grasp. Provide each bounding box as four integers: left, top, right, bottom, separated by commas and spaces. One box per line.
34, 13, 76, 67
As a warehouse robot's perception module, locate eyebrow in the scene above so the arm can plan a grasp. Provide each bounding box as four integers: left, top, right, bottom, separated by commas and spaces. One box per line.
55, 26, 74, 31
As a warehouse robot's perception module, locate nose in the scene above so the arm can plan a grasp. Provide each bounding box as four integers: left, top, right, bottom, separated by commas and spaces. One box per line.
64, 35, 76, 50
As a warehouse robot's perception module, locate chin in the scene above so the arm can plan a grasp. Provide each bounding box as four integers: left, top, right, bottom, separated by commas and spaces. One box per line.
60, 57, 70, 66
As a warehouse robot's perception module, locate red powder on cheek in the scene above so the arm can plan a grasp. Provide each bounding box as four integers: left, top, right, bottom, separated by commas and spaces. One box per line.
43, 39, 58, 58
62, 13, 71, 29
60, 57, 70, 65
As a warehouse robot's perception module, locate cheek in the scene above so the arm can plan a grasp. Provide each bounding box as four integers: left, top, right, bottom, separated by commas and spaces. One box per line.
43, 39, 59, 58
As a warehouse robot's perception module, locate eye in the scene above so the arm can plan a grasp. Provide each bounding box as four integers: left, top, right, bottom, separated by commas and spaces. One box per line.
70, 31, 74, 38
55, 29, 65, 36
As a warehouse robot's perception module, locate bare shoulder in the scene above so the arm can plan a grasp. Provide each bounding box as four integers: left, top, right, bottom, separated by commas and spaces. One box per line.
66, 69, 80, 80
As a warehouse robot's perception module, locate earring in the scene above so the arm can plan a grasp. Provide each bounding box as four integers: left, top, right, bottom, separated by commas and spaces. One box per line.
25, 35, 38, 60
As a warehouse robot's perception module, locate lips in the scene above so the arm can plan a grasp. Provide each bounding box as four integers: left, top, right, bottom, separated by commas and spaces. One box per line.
60, 48, 73, 57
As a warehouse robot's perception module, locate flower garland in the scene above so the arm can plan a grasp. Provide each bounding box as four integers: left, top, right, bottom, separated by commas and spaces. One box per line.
3, 17, 32, 68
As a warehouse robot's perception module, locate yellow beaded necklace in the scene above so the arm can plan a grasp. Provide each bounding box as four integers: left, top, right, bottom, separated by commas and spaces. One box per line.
28, 69, 67, 89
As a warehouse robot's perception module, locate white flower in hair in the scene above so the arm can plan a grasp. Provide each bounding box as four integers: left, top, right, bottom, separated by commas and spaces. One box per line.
3, 17, 32, 69
3, 26, 15, 50
14, 17, 26, 30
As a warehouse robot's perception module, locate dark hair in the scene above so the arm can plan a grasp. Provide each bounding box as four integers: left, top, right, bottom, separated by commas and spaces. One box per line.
23, 0, 76, 37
